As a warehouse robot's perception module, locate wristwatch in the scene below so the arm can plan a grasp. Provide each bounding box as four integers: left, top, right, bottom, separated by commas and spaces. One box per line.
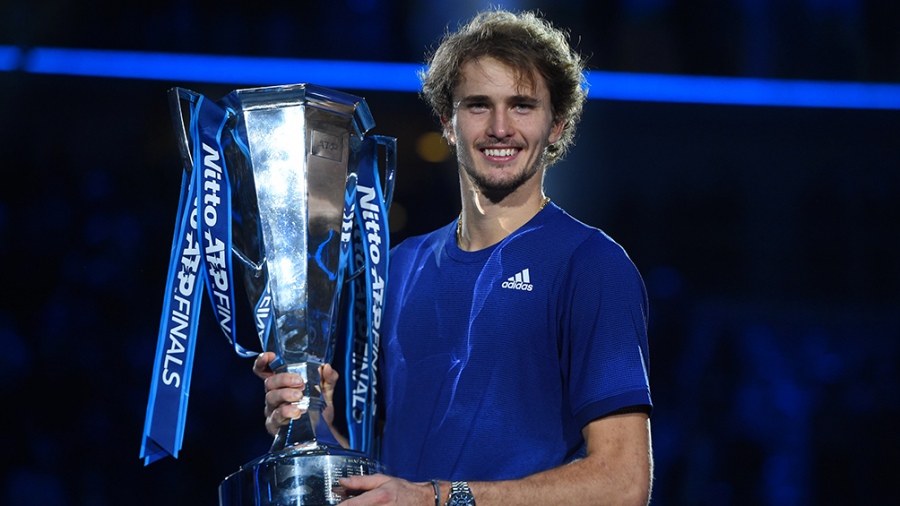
447, 481, 476, 506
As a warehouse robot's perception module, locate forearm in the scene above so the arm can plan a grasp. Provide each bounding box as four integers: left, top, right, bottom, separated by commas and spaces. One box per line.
470, 456, 649, 506
441, 415, 652, 506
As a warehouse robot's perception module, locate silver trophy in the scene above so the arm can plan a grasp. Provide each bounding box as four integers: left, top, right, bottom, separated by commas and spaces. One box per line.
169, 83, 393, 505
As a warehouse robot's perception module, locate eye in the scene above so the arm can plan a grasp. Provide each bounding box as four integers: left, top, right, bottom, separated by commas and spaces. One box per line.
513, 102, 535, 113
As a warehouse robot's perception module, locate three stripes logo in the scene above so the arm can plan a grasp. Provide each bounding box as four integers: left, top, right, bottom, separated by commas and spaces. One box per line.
501, 268, 534, 291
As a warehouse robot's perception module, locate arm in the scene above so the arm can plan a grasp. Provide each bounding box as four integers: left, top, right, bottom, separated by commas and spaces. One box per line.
469, 412, 652, 506
338, 412, 653, 506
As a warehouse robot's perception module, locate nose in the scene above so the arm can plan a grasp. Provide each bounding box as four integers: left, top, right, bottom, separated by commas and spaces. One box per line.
486, 109, 513, 139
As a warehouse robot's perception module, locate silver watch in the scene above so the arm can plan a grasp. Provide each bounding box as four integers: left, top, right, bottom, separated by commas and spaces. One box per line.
447, 481, 475, 506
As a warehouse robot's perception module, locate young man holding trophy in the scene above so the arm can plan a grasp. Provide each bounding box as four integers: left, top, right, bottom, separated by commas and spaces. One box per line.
255, 9, 653, 506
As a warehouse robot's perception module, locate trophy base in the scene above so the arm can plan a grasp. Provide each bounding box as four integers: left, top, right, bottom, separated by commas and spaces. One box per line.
219, 448, 387, 506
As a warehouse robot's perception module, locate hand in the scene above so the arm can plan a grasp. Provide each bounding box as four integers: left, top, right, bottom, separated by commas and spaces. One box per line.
254, 352, 304, 436
253, 352, 342, 438
338, 474, 437, 505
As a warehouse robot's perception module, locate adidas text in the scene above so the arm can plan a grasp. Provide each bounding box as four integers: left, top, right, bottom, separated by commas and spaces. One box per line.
502, 280, 533, 291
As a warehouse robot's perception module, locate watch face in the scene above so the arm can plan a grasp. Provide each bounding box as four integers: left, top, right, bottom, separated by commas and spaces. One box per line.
449, 496, 474, 506
449, 482, 475, 506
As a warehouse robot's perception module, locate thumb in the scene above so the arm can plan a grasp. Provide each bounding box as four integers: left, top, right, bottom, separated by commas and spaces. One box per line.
317, 363, 339, 405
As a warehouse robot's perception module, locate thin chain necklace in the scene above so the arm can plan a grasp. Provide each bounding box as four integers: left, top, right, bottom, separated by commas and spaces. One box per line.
457, 196, 551, 247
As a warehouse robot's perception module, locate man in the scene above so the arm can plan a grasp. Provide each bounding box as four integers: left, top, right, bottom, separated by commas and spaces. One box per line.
255, 9, 653, 505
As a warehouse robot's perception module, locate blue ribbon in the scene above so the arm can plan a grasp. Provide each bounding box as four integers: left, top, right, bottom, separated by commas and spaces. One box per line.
345, 135, 392, 456
193, 98, 256, 358
141, 96, 253, 465
140, 99, 206, 463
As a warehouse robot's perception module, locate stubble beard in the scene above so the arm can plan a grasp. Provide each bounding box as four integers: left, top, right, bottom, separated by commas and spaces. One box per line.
461, 148, 548, 203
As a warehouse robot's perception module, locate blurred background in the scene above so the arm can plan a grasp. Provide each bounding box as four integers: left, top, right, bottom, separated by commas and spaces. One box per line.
1, 0, 898, 504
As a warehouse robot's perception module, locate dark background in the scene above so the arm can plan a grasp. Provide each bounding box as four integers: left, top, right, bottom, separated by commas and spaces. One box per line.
1, 1, 899, 505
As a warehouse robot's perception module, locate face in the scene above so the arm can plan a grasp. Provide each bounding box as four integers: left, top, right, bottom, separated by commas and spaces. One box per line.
443, 57, 564, 199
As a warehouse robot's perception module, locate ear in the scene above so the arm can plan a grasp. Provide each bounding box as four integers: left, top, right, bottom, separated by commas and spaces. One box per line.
441, 115, 456, 145
548, 120, 565, 145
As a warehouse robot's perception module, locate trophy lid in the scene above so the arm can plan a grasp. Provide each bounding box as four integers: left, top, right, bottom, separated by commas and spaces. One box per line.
224, 83, 376, 138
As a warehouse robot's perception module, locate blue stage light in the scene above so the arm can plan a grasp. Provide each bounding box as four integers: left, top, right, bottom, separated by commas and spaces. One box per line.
0, 45, 21, 71
19, 47, 425, 91
588, 71, 900, 109
4, 45, 900, 110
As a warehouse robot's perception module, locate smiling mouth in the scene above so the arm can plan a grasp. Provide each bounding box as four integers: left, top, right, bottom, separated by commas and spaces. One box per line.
482, 147, 519, 157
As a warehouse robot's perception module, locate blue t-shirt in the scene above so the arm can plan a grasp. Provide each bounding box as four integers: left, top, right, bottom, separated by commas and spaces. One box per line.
379, 203, 651, 481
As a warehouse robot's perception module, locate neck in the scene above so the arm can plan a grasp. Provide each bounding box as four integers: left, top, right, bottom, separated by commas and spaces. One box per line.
456, 191, 550, 252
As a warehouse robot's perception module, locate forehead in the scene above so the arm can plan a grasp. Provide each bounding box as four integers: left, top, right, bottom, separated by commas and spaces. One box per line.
453, 57, 546, 100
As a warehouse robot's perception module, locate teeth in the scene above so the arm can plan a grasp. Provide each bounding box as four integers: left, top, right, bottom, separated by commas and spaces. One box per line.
484, 148, 517, 157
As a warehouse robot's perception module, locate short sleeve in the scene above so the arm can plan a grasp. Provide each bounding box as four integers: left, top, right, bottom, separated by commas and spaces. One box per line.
557, 231, 652, 428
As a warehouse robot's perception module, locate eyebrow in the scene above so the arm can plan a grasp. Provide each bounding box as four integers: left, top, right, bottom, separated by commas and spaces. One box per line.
456, 94, 542, 107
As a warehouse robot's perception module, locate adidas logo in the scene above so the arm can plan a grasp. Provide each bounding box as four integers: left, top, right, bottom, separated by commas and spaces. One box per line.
502, 268, 534, 291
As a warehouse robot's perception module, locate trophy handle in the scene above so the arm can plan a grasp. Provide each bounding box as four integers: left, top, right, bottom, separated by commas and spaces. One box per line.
373, 134, 396, 215
167, 87, 202, 174
169, 87, 267, 306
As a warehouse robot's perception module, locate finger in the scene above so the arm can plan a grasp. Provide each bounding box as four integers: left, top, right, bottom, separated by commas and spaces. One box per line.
266, 404, 304, 436
264, 387, 305, 416
263, 372, 305, 393
320, 363, 340, 384
338, 474, 391, 493
317, 364, 339, 404
274, 404, 304, 423
253, 352, 278, 379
